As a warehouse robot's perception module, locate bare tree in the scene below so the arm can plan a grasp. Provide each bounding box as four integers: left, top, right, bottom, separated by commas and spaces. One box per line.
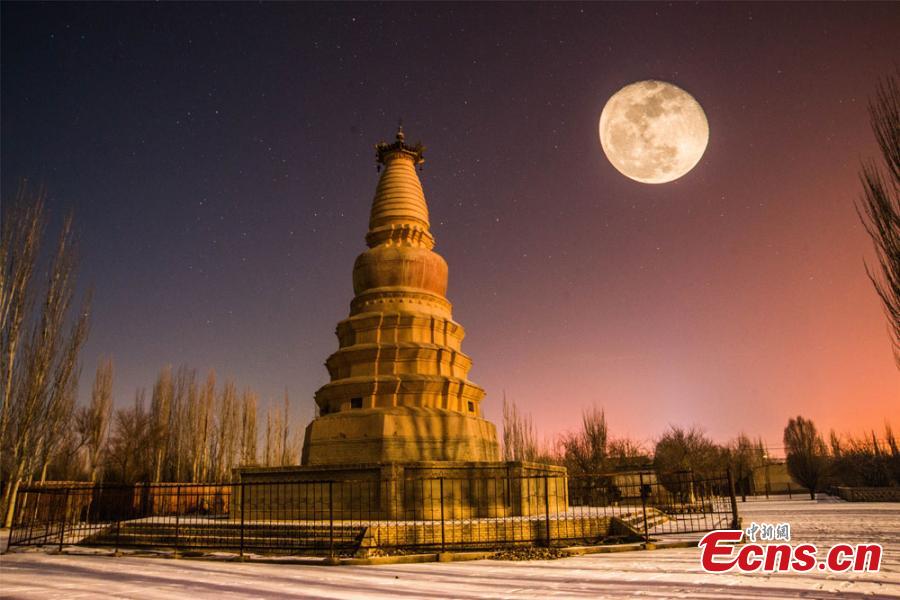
856, 71, 900, 366
783, 416, 829, 500
501, 393, 539, 462
607, 436, 647, 470
105, 390, 151, 483
77, 358, 114, 482
37, 363, 80, 483
264, 390, 300, 467
1, 210, 90, 526
886, 424, 900, 485
166, 365, 195, 482
0, 183, 44, 445
183, 369, 204, 482
279, 391, 299, 465
240, 389, 258, 466
149, 366, 173, 482
560, 406, 609, 475
212, 380, 240, 481
884, 423, 900, 485
43, 426, 88, 481
187, 369, 216, 482
726, 433, 765, 501
827, 424, 898, 488
652, 426, 725, 503
653, 426, 724, 478
265, 407, 276, 466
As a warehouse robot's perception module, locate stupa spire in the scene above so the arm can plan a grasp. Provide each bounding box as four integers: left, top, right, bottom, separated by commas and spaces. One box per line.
367, 127, 433, 249
374, 123, 424, 167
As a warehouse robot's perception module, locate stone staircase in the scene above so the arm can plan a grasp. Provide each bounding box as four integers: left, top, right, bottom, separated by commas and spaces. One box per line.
610, 507, 670, 536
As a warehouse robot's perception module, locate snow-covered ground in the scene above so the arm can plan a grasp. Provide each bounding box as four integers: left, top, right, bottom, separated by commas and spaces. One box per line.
1, 497, 898, 599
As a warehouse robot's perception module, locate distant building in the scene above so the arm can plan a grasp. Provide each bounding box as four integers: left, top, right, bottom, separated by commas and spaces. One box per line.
752, 460, 807, 495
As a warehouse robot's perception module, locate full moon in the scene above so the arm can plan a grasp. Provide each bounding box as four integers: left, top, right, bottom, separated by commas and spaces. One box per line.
599, 80, 709, 184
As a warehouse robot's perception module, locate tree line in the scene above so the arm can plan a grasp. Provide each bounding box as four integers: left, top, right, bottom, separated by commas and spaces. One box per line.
53, 361, 303, 487
782, 415, 900, 499
501, 396, 900, 501
502, 396, 768, 496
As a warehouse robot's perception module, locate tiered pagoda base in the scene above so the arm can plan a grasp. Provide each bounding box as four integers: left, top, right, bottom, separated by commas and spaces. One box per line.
301, 407, 501, 466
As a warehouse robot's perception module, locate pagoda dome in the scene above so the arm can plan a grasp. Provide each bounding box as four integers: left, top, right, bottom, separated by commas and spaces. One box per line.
352, 244, 448, 297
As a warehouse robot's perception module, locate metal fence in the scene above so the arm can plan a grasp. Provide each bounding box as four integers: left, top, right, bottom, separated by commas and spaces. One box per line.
736, 485, 810, 501
7, 470, 738, 557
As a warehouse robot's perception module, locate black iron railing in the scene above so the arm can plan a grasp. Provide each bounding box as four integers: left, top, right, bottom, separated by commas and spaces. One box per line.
7, 470, 738, 557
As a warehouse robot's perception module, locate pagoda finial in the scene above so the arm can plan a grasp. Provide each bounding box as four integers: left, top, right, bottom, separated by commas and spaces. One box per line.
375, 124, 424, 168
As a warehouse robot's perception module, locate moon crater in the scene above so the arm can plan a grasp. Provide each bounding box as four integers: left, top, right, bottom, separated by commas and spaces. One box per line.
599, 80, 709, 184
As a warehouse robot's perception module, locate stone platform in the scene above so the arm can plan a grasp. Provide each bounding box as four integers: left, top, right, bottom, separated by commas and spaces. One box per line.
82, 509, 659, 555
235, 461, 568, 520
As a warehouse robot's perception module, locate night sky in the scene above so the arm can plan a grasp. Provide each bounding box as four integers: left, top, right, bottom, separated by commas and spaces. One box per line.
2, 2, 898, 453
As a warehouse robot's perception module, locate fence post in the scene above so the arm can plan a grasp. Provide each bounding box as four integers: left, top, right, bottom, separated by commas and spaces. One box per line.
328, 481, 334, 559
439, 477, 445, 553
639, 472, 649, 545
726, 468, 739, 529
505, 465, 511, 510
58, 488, 70, 552
115, 515, 121, 555
543, 476, 551, 547
32, 490, 42, 545
239, 482, 246, 559
7, 491, 17, 549
174, 485, 181, 557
